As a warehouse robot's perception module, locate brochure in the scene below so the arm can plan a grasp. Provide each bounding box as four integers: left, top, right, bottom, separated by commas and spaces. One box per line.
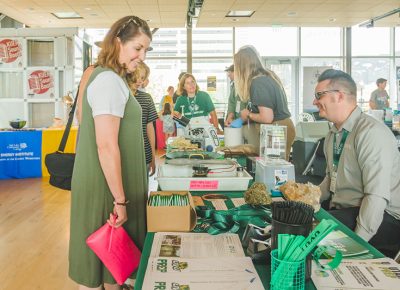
144, 233, 264, 290
318, 230, 371, 258
312, 258, 400, 290
150, 232, 245, 258
143, 257, 264, 290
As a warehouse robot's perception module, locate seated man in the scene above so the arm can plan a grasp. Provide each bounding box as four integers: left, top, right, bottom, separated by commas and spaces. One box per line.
314, 69, 400, 258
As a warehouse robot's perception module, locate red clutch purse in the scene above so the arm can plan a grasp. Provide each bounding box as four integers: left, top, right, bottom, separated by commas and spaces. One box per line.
86, 221, 141, 285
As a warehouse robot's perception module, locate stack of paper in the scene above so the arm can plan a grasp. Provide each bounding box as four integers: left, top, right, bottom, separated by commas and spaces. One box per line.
312, 258, 400, 290
144, 232, 264, 290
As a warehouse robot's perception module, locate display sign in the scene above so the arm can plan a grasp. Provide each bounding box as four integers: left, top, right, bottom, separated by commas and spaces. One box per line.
0, 38, 23, 67
0, 131, 42, 179
207, 76, 216, 91
189, 180, 218, 190
27, 69, 55, 98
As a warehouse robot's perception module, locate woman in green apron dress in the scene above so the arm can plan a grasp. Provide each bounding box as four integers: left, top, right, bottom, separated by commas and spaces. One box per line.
69, 16, 152, 289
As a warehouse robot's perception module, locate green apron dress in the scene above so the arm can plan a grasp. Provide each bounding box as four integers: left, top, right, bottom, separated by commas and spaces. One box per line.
69, 66, 148, 287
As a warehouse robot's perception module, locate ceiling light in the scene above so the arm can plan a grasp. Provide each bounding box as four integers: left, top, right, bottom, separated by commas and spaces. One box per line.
226, 10, 255, 17
52, 12, 82, 19
329, 18, 336, 22
287, 11, 297, 17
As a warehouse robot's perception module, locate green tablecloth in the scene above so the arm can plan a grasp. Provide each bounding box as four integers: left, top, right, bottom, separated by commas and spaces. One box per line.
134, 191, 384, 290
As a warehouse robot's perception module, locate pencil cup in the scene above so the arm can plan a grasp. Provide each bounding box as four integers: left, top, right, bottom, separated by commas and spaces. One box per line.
270, 249, 306, 290
271, 219, 312, 280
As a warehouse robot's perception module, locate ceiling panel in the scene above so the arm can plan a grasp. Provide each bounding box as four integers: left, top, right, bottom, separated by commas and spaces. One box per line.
0, 0, 398, 28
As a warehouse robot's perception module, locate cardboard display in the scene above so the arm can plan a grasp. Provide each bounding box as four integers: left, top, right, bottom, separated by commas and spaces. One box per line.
147, 191, 197, 232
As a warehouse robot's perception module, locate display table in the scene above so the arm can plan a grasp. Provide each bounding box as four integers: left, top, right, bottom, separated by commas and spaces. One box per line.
0, 127, 77, 179
134, 191, 384, 290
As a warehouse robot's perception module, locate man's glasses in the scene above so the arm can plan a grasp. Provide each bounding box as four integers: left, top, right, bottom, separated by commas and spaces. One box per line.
314, 89, 340, 100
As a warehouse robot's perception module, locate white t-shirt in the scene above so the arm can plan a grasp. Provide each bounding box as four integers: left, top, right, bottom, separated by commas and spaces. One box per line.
87, 71, 129, 118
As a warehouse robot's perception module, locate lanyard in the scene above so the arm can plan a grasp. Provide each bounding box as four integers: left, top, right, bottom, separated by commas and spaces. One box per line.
186, 95, 197, 118
333, 130, 349, 169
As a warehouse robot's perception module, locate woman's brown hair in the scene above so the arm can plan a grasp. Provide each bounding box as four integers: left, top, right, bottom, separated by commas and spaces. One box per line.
176, 73, 200, 96
96, 16, 152, 77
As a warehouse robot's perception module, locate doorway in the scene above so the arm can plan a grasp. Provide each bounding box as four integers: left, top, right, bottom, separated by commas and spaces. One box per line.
263, 57, 299, 122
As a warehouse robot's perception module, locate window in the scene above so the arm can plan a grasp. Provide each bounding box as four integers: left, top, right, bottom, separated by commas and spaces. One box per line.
301, 27, 341, 56
352, 27, 390, 56
352, 58, 390, 110
145, 59, 187, 104
235, 27, 298, 56
192, 58, 232, 113
192, 28, 233, 57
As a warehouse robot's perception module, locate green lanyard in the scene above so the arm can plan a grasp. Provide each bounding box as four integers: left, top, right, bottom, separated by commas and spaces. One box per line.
186, 95, 197, 118
333, 130, 349, 169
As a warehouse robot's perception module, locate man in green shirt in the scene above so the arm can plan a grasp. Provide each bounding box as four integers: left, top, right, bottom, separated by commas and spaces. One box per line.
224, 64, 247, 127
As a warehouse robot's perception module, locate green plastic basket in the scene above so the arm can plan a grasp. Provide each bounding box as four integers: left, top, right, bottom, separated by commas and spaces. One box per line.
270, 249, 306, 290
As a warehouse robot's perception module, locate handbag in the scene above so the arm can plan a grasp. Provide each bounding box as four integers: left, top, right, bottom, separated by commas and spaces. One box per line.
86, 220, 141, 285
45, 88, 79, 190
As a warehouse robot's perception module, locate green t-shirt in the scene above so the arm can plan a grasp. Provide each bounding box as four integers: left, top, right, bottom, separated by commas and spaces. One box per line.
227, 81, 247, 119
174, 91, 215, 118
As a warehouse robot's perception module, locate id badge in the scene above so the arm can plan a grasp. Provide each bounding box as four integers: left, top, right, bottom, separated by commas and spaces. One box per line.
330, 171, 337, 193
235, 101, 241, 113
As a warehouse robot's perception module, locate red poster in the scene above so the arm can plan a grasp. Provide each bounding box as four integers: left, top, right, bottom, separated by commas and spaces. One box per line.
0, 39, 22, 63
189, 180, 219, 190
28, 70, 54, 94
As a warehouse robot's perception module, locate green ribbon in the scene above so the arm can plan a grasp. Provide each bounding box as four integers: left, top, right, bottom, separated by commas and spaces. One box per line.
313, 245, 343, 270
194, 204, 271, 235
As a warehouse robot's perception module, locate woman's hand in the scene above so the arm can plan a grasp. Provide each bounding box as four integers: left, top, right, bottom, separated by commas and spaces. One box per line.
240, 108, 250, 121
149, 158, 156, 177
108, 205, 128, 228
173, 111, 181, 118
224, 114, 234, 127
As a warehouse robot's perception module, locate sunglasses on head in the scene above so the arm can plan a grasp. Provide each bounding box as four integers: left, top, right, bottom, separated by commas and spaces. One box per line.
116, 17, 141, 37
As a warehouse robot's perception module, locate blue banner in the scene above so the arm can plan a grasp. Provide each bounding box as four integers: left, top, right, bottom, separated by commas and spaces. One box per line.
0, 130, 42, 179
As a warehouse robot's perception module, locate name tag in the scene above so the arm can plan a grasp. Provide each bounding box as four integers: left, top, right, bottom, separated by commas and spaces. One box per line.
235, 101, 241, 113
330, 171, 337, 193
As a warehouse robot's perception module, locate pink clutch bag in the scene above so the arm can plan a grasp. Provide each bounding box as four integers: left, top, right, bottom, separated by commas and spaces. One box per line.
86, 222, 141, 285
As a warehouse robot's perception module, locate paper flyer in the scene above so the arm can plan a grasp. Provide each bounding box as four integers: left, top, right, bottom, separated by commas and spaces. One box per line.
142, 257, 264, 290
312, 258, 400, 290
150, 232, 245, 258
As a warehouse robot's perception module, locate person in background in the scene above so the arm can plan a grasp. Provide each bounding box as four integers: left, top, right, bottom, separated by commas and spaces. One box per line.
224, 64, 246, 127
369, 78, 389, 110
127, 62, 158, 177
315, 69, 400, 258
69, 15, 152, 289
172, 72, 187, 103
234, 45, 295, 160
173, 73, 222, 134
160, 102, 175, 142
159, 85, 174, 111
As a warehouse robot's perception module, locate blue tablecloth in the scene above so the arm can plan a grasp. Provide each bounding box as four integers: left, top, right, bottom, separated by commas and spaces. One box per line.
0, 130, 43, 179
